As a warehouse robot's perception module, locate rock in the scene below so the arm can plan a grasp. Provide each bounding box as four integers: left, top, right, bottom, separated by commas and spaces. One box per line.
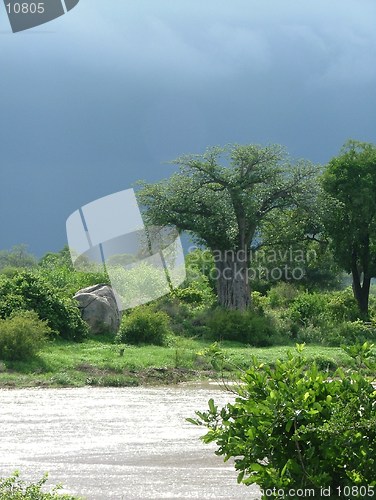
74, 284, 121, 334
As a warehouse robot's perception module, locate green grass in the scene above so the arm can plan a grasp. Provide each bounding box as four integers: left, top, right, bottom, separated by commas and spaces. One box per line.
0, 334, 364, 388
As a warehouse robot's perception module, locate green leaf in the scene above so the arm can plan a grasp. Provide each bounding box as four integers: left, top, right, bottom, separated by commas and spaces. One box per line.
249, 463, 264, 472
285, 420, 294, 432
186, 418, 200, 426
237, 471, 245, 484
208, 398, 217, 414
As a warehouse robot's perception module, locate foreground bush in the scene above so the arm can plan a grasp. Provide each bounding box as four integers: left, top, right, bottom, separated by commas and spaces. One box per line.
116, 307, 170, 345
189, 344, 376, 498
0, 272, 88, 341
0, 471, 81, 499
0, 311, 51, 361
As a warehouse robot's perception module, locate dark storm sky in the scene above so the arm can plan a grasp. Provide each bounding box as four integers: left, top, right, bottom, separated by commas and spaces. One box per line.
0, 0, 375, 256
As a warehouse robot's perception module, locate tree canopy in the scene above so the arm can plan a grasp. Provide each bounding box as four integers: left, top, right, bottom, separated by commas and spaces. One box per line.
322, 140, 376, 316
0, 244, 37, 271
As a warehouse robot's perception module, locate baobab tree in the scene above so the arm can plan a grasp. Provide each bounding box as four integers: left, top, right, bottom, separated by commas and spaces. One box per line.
138, 144, 318, 310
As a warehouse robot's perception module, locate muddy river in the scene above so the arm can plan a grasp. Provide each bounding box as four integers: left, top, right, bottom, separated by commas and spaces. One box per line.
0, 384, 260, 499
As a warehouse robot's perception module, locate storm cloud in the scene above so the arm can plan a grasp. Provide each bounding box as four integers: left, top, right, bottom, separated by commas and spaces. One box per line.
0, 0, 375, 255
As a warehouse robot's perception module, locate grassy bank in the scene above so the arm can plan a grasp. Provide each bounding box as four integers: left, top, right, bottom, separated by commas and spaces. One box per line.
0, 335, 360, 389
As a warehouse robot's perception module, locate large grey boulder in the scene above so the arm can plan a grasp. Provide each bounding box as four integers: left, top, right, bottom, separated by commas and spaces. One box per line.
74, 284, 121, 334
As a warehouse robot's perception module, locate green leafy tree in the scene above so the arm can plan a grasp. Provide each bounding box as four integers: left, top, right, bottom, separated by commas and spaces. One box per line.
138, 144, 317, 310
37, 246, 111, 298
322, 140, 376, 317
255, 179, 343, 291
38, 245, 74, 270
0, 244, 37, 271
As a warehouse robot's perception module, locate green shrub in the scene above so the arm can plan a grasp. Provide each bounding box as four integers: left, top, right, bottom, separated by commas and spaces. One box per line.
206, 308, 281, 347
37, 265, 110, 298
295, 323, 326, 344
185, 248, 216, 291
310, 353, 339, 372
173, 276, 216, 310
167, 250, 216, 313
0, 311, 51, 361
190, 344, 376, 496
267, 282, 299, 309
288, 292, 327, 327
106, 261, 174, 310
325, 288, 361, 322
0, 277, 27, 317
156, 296, 209, 337
296, 319, 376, 347
116, 307, 170, 345
329, 320, 376, 346
196, 342, 231, 371
0, 471, 81, 499
250, 291, 269, 314
0, 266, 23, 278
0, 272, 88, 341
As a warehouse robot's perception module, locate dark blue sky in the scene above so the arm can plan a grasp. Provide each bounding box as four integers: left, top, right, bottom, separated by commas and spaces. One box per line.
1, 0, 375, 256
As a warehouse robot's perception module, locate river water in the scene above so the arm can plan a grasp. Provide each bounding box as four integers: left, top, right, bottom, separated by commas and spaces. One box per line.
0, 385, 260, 499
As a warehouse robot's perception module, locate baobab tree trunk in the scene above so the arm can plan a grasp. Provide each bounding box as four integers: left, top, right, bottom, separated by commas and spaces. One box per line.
214, 250, 250, 310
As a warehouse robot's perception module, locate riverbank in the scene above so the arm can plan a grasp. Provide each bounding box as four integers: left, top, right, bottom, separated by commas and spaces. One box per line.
0, 335, 357, 388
